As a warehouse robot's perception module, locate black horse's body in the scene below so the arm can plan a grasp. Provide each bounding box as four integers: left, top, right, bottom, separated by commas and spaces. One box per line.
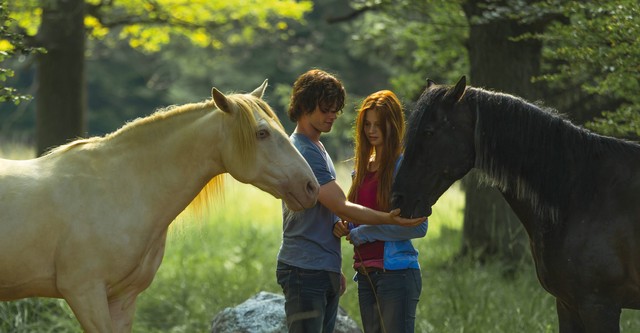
392, 76, 640, 332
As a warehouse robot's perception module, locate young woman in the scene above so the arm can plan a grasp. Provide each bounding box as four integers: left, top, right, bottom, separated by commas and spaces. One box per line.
337, 90, 428, 333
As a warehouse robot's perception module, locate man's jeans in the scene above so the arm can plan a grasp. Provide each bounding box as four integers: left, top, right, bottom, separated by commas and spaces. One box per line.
356, 268, 422, 333
276, 261, 341, 333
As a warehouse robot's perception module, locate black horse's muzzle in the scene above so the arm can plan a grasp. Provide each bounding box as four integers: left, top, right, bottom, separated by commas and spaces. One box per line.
391, 193, 433, 218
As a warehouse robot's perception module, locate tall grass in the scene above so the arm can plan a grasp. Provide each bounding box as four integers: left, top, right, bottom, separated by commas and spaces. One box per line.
2, 147, 640, 332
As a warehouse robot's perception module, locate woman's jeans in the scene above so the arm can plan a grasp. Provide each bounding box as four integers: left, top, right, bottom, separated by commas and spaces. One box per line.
356, 268, 422, 333
276, 261, 341, 333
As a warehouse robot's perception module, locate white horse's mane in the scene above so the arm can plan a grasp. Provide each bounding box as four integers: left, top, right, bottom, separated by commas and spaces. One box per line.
42, 94, 278, 218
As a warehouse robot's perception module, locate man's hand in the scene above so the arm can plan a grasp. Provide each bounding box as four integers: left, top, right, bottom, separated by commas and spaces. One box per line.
332, 220, 350, 238
388, 208, 427, 226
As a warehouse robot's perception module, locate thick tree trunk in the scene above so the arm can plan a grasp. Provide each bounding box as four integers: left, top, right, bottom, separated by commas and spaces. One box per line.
36, 0, 86, 156
460, 0, 545, 264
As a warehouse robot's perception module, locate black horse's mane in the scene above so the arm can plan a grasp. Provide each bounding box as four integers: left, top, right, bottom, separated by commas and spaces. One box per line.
462, 87, 640, 224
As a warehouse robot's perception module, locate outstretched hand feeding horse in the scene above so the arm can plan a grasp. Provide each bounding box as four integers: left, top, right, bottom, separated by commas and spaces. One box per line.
0, 80, 320, 333
391, 76, 640, 333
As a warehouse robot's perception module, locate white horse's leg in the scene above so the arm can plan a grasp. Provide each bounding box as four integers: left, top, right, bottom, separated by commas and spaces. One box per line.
108, 295, 138, 333
61, 281, 113, 333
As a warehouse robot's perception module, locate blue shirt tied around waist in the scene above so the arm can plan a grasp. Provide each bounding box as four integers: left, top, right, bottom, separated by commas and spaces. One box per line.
349, 155, 428, 270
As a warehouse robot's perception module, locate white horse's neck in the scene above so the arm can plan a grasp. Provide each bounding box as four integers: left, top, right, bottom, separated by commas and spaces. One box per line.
118, 104, 227, 222
45, 103, 229, 235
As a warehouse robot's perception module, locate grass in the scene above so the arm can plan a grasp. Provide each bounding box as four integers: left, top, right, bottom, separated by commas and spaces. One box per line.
2, 146, 640, 332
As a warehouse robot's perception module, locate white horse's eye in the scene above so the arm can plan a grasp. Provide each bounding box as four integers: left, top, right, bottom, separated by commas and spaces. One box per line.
257, 129, 270, 139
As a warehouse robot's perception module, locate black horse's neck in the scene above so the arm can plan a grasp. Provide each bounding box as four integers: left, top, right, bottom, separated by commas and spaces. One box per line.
467, 87, 639, 228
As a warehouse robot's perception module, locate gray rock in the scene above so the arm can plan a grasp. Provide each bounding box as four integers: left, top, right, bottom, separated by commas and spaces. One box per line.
211, 291, 362, 333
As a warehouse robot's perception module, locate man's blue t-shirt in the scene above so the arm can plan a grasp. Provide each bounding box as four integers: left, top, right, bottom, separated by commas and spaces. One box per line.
277, 133, 341, 273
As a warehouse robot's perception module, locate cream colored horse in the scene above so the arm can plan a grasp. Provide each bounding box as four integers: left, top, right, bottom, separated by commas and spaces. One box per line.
0, 80, 319, 332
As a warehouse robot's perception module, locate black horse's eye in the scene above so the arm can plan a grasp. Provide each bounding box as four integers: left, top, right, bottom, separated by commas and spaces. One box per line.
256, 129, 270, 139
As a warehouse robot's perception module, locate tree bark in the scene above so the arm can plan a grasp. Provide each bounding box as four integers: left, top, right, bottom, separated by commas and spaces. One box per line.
36, 0, 86, 156
460, 0, 546, 264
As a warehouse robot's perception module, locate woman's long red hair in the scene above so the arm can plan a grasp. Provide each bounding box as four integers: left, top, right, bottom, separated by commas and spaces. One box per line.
347, 90, 405, 211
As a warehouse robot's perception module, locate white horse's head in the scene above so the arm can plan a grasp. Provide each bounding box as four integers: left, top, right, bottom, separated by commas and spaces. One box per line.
211, 80, 319, 211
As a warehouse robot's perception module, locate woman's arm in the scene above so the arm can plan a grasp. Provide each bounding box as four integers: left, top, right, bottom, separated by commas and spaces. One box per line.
348, 221, 428, 246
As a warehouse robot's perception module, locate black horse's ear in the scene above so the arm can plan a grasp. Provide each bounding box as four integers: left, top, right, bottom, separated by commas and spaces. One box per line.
445, 75, 466, 102
426, 78, 436, 88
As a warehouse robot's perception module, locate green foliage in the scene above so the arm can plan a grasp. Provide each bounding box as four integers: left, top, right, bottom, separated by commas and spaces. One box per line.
589, 105, 640, 138
0, 0, 313, 142
9, 0, 312, 52
85, 41, 176, 135
487, 0, 640, 137
0, 1, 42, 105
347, 0, 469, 99
536, 0, 640, 137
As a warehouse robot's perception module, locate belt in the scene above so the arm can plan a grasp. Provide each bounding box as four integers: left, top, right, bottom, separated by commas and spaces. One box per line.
356, 266, 385, 275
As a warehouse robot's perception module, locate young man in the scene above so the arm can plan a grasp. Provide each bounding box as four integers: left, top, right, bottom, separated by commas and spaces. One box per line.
276, 69, 425, 333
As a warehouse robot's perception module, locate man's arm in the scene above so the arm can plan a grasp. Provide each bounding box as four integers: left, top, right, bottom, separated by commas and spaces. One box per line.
319, 180, 425, 226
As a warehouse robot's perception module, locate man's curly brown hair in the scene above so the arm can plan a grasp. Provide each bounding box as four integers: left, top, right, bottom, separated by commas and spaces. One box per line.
287, 69, 346, 122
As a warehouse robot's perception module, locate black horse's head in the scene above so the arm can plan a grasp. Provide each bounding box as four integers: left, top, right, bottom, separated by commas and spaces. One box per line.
392, 76, 476, 217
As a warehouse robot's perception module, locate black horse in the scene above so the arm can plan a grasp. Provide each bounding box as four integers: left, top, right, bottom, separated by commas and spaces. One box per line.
391, 76, 640, 333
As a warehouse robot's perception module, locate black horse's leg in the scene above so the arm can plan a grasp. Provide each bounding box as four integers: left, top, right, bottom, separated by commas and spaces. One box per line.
557, 298, 622, 333
556, 299, 584, 333
578, 302, 621, 333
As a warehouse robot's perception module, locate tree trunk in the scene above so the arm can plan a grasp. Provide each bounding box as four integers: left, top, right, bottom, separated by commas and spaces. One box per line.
36, 0, 86, 156
460, 0, 545, 264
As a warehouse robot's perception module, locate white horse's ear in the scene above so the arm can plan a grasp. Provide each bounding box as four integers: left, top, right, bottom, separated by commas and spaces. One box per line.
211, 87, 231, 113
250, 79, 268, 99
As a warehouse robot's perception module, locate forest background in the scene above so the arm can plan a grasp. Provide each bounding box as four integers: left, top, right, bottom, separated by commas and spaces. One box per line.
1, 0, 639, 331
